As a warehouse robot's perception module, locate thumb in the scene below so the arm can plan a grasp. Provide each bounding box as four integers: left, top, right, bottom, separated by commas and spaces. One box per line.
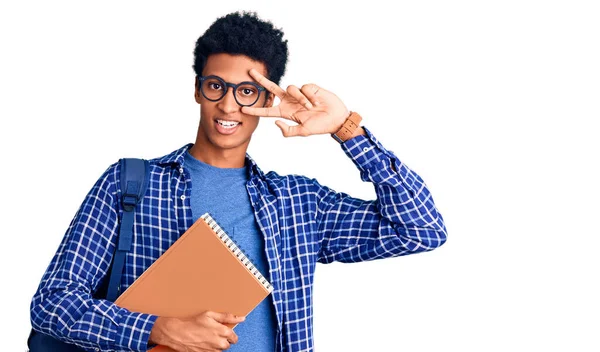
275, 120, 305, 137
209, 312, 246, 324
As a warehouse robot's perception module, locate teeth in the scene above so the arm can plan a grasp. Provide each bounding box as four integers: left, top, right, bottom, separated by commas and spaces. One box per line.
217, 120, 240, 128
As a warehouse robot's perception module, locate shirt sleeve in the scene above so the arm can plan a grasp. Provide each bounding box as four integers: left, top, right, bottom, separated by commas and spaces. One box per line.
30, 163, 157, 351
315, 127, 448, 264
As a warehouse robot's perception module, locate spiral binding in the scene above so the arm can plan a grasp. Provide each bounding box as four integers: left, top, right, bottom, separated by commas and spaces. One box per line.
201, 213, 273, 293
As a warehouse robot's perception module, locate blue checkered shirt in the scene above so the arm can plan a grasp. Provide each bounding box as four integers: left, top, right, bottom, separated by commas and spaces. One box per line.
30, 127, 447, 351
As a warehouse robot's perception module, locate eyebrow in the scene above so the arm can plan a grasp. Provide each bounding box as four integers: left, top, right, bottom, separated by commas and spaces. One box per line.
204, 74, 257, 84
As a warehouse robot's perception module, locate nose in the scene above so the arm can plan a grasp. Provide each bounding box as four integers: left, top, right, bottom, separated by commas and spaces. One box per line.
217, 86, 239, 114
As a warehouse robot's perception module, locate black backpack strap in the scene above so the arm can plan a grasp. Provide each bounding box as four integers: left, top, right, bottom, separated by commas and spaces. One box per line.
106, 158, 149, 302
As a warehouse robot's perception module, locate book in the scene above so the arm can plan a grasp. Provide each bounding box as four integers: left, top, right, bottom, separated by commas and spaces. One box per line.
114, 212, 274, 351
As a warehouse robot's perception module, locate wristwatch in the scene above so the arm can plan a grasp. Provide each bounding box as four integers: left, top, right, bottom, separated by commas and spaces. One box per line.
331, 111, 362, 143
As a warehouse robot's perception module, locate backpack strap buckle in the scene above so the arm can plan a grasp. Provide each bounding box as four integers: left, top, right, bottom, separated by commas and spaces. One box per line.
122, 180, 140, 211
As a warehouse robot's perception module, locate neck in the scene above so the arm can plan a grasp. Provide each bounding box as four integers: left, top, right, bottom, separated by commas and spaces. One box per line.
189, 131, 248, 169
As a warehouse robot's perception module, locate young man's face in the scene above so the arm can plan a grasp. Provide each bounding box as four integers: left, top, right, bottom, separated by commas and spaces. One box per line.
194, 53, 273, 153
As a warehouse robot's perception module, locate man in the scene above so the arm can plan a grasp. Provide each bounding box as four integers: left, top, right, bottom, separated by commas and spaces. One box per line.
30, 11, 447, 352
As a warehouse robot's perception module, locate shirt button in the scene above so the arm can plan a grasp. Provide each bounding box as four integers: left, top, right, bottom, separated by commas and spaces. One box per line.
363, 147, 369, 152
179, 167, 184, 173
180, 195, 186, 201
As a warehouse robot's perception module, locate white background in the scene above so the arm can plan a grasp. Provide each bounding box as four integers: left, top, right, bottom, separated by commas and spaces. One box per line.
1, 0, 599, 351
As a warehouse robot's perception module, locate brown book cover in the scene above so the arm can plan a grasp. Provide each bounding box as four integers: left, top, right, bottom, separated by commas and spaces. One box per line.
114, 213, 274, 351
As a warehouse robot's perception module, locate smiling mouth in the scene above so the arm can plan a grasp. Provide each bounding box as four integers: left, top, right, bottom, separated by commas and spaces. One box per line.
215, 119, 241, 128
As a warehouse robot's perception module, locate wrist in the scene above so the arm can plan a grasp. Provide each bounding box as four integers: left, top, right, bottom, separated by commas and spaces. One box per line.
149, 316, 166, 345
149, 316, 180, 349
331, 111, 363, 143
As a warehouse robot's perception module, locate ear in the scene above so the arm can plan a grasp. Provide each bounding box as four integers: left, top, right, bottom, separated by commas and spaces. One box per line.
263, 92, 275, 108
194, 76, 202, 104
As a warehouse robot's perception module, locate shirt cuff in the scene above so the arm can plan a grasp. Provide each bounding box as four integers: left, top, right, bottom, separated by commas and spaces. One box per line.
113, 311, 158, 351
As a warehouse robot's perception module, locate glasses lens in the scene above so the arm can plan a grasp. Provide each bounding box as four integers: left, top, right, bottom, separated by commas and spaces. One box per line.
235, 83, 260, 106
201, 77, 226, 101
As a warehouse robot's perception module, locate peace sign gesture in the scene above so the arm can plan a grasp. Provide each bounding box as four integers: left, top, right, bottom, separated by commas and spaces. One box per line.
241, 69, 351, 137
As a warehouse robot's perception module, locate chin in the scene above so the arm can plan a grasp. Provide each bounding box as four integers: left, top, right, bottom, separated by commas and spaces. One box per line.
209, 134, 250, 150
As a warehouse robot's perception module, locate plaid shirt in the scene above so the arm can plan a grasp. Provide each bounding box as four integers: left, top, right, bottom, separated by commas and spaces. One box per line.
30, 127, 447, 351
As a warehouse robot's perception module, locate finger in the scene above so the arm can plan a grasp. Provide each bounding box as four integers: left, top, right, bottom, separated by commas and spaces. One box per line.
209, 311, 246, 324
241, 105, 283, 118
286, 85, 313, 109
301, 84, 322, 106
249, 68, 286, 99
223, 328, 239, 345
275, 120, 307, 137
216, 338, 231, 351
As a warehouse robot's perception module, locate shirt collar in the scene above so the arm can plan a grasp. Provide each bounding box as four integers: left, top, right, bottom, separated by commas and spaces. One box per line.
155, 143, 265, 179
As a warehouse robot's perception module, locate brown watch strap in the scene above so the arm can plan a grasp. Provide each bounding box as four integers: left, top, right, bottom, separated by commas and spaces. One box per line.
332, 111, 362, 143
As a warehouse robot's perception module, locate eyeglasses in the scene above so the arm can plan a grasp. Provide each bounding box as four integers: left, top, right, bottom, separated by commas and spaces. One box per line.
197, 75, 267, 107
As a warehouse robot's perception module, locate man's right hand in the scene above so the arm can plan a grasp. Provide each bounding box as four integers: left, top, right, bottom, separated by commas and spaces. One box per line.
149, 311, 246, 351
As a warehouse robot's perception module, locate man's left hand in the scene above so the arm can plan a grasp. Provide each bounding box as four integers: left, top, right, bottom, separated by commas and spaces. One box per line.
241, 68, 350, 137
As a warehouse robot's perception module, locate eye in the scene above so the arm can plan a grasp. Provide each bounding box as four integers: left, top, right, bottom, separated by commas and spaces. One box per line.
208, 82, 222, 90
238, 86, 258, 97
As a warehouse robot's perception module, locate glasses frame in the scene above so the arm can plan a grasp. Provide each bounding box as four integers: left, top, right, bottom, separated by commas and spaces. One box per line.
197, 75, 267, 107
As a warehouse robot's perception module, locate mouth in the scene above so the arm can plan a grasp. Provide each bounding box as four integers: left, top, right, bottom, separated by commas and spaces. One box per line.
214, 119, 242, 135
